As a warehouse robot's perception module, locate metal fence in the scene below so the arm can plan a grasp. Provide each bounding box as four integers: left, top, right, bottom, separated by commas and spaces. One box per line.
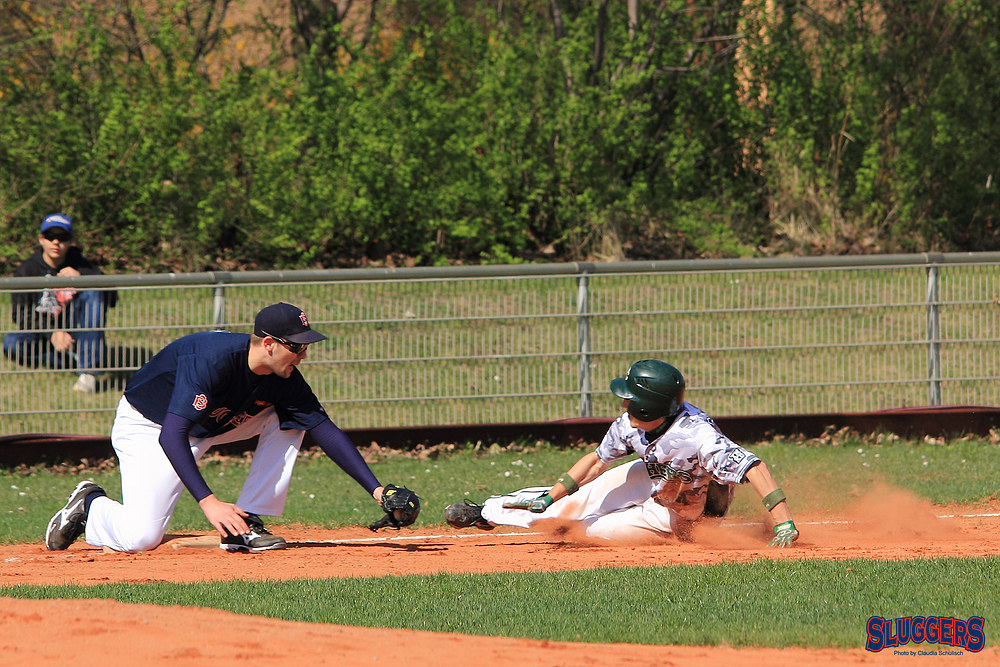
2, 253, 1000, 436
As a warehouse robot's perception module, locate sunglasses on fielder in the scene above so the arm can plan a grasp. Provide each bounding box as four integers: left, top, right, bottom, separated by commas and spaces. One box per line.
261, 331, 309, 354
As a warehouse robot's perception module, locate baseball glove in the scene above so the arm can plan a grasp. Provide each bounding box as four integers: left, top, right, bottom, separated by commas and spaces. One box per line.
368, 484, 421, 531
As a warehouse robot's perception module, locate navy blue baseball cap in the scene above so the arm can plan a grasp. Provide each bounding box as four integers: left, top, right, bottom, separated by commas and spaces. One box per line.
40, 213, 73, 234
253, 302, 328, 344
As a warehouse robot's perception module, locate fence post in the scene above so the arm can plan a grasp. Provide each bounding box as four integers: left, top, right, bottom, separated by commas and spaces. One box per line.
577, 266, 592, 417
213, 282, 226, 327
926, 264, 942, 406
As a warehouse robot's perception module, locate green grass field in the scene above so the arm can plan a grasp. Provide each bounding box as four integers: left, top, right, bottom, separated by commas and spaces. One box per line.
5, 432, 1000, 543
2, 433, 999, 649
5, 559, 997, 648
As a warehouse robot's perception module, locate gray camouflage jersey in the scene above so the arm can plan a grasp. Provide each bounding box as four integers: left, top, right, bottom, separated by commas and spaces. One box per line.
595, 403, 759, 520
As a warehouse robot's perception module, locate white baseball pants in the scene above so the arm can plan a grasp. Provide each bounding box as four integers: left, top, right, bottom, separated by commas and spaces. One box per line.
84, 396, 304, 552
480, 458, 681, 540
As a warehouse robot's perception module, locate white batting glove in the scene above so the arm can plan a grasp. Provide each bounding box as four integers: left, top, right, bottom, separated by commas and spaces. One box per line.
502, 492, 554, 513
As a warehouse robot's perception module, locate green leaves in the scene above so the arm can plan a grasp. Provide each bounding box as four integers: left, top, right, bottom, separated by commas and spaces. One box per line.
1, 2, 998, 271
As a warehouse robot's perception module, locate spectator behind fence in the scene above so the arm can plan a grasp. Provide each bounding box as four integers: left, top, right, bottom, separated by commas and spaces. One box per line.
3, 213, 117, 393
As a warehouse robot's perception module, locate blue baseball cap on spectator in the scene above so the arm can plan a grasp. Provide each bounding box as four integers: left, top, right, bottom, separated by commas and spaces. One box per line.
40, 213, 73, 235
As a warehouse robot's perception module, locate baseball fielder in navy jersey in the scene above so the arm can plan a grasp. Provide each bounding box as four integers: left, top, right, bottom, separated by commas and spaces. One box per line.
45, 302, 406, 552
445, 360, 800, 547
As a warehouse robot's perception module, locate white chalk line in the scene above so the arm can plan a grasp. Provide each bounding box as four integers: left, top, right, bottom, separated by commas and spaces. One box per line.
313, 531, 543, 545
315, 512, 1000, 545
729, 513, 1000, 528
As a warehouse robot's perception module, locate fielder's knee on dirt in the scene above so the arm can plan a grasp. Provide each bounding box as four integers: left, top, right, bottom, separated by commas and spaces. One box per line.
94, 523, 166, 553
85, 498, 169, 552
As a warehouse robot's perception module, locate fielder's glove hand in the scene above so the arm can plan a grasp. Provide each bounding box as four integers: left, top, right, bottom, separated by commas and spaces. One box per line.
502, 492, 554, 513
368, 484, 421, 531
768, 520, 799, 548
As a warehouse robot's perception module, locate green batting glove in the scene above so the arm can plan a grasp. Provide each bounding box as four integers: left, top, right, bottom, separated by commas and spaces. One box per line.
502, 493, 555, 513
527, 493, 555, 513
768, 520, 799, 548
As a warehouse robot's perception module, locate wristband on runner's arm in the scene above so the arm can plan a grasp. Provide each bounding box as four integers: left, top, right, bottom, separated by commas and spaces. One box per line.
761, 488, 786, 511
557, 472, 579, 495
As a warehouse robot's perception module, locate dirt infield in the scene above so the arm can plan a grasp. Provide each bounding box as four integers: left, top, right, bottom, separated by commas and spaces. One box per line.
3, 490, 999, 666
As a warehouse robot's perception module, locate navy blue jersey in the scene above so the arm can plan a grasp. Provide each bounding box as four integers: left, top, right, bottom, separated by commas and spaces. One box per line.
124, 331, 328, 438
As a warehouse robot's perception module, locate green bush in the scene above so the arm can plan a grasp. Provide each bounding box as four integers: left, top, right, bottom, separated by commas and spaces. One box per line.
1, 1, 997, 272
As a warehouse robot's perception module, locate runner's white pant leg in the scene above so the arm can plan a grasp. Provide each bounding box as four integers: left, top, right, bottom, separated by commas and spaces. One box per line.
481, 459, 658, 531
480, 486, 550, 528
578, 496, 677, 540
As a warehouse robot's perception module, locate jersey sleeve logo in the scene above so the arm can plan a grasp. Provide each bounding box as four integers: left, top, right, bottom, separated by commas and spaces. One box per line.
726, 449, 746, 465
192, 394, 208, 411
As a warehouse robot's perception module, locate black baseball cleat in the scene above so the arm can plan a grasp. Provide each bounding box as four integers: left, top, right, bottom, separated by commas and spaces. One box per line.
220, 513, 288, 552
45, 480, 106, 550
443, 500, 494, 530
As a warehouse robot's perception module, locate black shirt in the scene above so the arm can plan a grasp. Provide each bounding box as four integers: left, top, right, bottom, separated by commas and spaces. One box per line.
9, 247, 117, 330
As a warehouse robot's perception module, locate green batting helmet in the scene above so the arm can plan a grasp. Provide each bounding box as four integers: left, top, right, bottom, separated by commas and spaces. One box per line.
610, 359, 686, 422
